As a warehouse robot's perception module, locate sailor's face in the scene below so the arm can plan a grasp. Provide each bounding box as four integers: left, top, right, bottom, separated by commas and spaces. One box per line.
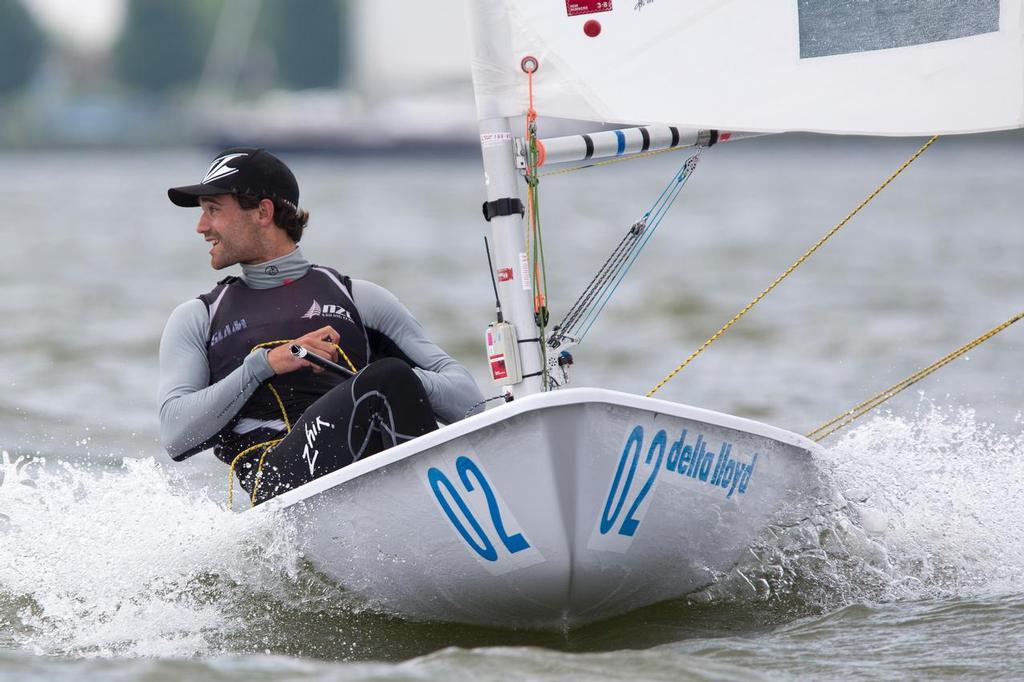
197, 195, 262, 270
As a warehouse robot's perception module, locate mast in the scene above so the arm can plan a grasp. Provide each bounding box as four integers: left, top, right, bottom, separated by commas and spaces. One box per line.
465, 0, 545, 397
478, 117, 545, 397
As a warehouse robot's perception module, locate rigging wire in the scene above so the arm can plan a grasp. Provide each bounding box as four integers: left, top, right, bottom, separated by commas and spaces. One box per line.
647, 134, 941, 397
549, 150, 702, 349
806, 310, 1024, 441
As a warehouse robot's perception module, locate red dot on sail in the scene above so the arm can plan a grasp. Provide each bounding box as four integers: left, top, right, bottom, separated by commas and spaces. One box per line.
583, 20, 601, 37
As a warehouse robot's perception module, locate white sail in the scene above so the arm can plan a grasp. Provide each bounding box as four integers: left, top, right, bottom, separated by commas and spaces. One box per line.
466, 0, 1024, 135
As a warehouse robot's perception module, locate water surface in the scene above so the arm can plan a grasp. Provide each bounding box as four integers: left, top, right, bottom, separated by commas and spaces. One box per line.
1, 135, 1022, 679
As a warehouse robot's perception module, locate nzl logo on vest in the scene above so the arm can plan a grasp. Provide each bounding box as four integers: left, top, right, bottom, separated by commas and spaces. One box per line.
209, 318, 247, 347
301, 299, 354, 323
590, 425, 759, 553
424, 455, 544, 576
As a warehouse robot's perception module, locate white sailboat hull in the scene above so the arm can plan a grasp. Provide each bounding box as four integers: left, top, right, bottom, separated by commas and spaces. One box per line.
261, 388, 822, 629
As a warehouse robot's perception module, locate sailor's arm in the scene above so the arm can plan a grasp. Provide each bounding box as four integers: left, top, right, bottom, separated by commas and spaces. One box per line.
157, 299, 275, 460
352, 279, 486, 423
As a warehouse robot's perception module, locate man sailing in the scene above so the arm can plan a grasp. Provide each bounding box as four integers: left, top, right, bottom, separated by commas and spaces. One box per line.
158, 148, 484, 504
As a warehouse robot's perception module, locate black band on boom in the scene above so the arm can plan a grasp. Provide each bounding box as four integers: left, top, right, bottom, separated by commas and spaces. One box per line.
669, 126, 680, 148
640, 127, 651, 152
482, 198, 525, 222
582, 134, 595, 159
708, 129, 719, 146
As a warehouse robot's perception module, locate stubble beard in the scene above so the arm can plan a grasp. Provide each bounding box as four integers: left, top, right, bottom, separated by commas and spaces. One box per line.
210, 218, 262, 270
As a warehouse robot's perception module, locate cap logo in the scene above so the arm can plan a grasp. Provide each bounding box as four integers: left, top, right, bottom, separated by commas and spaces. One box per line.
202, 153, 248, 184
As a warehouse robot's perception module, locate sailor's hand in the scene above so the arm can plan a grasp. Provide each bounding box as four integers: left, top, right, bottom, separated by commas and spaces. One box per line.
267, 326, 340, 374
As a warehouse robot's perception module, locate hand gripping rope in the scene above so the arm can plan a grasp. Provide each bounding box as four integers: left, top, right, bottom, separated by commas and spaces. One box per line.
227, 339, 359, 508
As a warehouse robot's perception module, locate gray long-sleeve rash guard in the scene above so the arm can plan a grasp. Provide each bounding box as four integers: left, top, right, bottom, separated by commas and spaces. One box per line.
158, 247, 485, 460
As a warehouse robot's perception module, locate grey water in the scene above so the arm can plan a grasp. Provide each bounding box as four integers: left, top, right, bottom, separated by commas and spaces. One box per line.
1, 134, 1022, 679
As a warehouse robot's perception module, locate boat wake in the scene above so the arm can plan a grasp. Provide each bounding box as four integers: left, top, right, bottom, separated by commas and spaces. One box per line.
1, 399, 1021, 658
0, 453, 367, 658
697, 399, 1024, 613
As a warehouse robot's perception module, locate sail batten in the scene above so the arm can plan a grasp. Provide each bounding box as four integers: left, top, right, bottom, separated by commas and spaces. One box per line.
466, 0, 1024, 136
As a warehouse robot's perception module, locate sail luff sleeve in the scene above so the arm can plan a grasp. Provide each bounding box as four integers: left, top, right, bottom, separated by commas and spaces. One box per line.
465, 0, 521, 121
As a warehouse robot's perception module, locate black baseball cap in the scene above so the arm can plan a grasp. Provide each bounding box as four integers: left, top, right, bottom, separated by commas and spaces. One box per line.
167, 147, 299, 208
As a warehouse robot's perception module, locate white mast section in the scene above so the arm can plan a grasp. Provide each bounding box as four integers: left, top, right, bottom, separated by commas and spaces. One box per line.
535, 127, 763, 167
478, 119, 545, 397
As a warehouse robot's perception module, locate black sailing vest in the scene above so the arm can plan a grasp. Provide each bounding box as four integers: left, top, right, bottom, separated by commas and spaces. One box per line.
199, 266, 370, 461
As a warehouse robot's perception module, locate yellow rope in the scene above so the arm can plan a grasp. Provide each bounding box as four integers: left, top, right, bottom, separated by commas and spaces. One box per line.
225, 338, 362, 507
224, 340, 295, 508
227, 438, 282, 508
250, 439, 286, 504
254, 338, 358, 373
250, 339, 292, 351
647, 135, 940, 397
334, 344, 357, 373
806, 310, 1024, 442
265, 383, 292, 431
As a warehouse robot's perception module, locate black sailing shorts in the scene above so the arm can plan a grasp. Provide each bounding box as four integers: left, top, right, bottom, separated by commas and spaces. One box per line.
246, 357, 438, 504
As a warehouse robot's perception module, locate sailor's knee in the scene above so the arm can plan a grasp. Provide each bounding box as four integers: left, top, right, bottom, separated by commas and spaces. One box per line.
361, 357, 425, 395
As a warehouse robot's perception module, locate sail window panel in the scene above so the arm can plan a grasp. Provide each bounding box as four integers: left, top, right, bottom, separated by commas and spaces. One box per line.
798, 0, 1000, 58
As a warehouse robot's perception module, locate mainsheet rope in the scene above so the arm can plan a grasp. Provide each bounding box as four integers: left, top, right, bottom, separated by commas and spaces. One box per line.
227, 339, 358, 508
806, 310, 1024, 441
647, 135, 941, 397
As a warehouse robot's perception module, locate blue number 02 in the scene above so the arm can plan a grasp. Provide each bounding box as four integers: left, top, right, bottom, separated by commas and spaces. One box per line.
428, 456, 530, 562
600, 427, 666, 537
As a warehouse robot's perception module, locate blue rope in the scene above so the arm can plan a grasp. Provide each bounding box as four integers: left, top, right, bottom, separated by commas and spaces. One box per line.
575, 151, 701, 341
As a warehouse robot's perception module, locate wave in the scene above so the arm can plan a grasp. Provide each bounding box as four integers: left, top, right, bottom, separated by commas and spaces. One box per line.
0, 453, 337, 657
1, 399, 1021, 659
696, 399, 1024, 611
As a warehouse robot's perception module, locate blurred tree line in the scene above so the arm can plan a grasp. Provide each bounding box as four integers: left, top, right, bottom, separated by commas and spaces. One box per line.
0, 0, 350, 98
0, 0, 45, 96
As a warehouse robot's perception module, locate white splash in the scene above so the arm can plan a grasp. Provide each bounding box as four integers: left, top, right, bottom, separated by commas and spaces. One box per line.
698, 400, 1024, 608
0, 453, 306, 657
824, 401, 1024, 599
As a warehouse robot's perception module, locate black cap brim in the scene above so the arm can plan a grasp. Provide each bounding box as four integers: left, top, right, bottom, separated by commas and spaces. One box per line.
167, 184, 235, 208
